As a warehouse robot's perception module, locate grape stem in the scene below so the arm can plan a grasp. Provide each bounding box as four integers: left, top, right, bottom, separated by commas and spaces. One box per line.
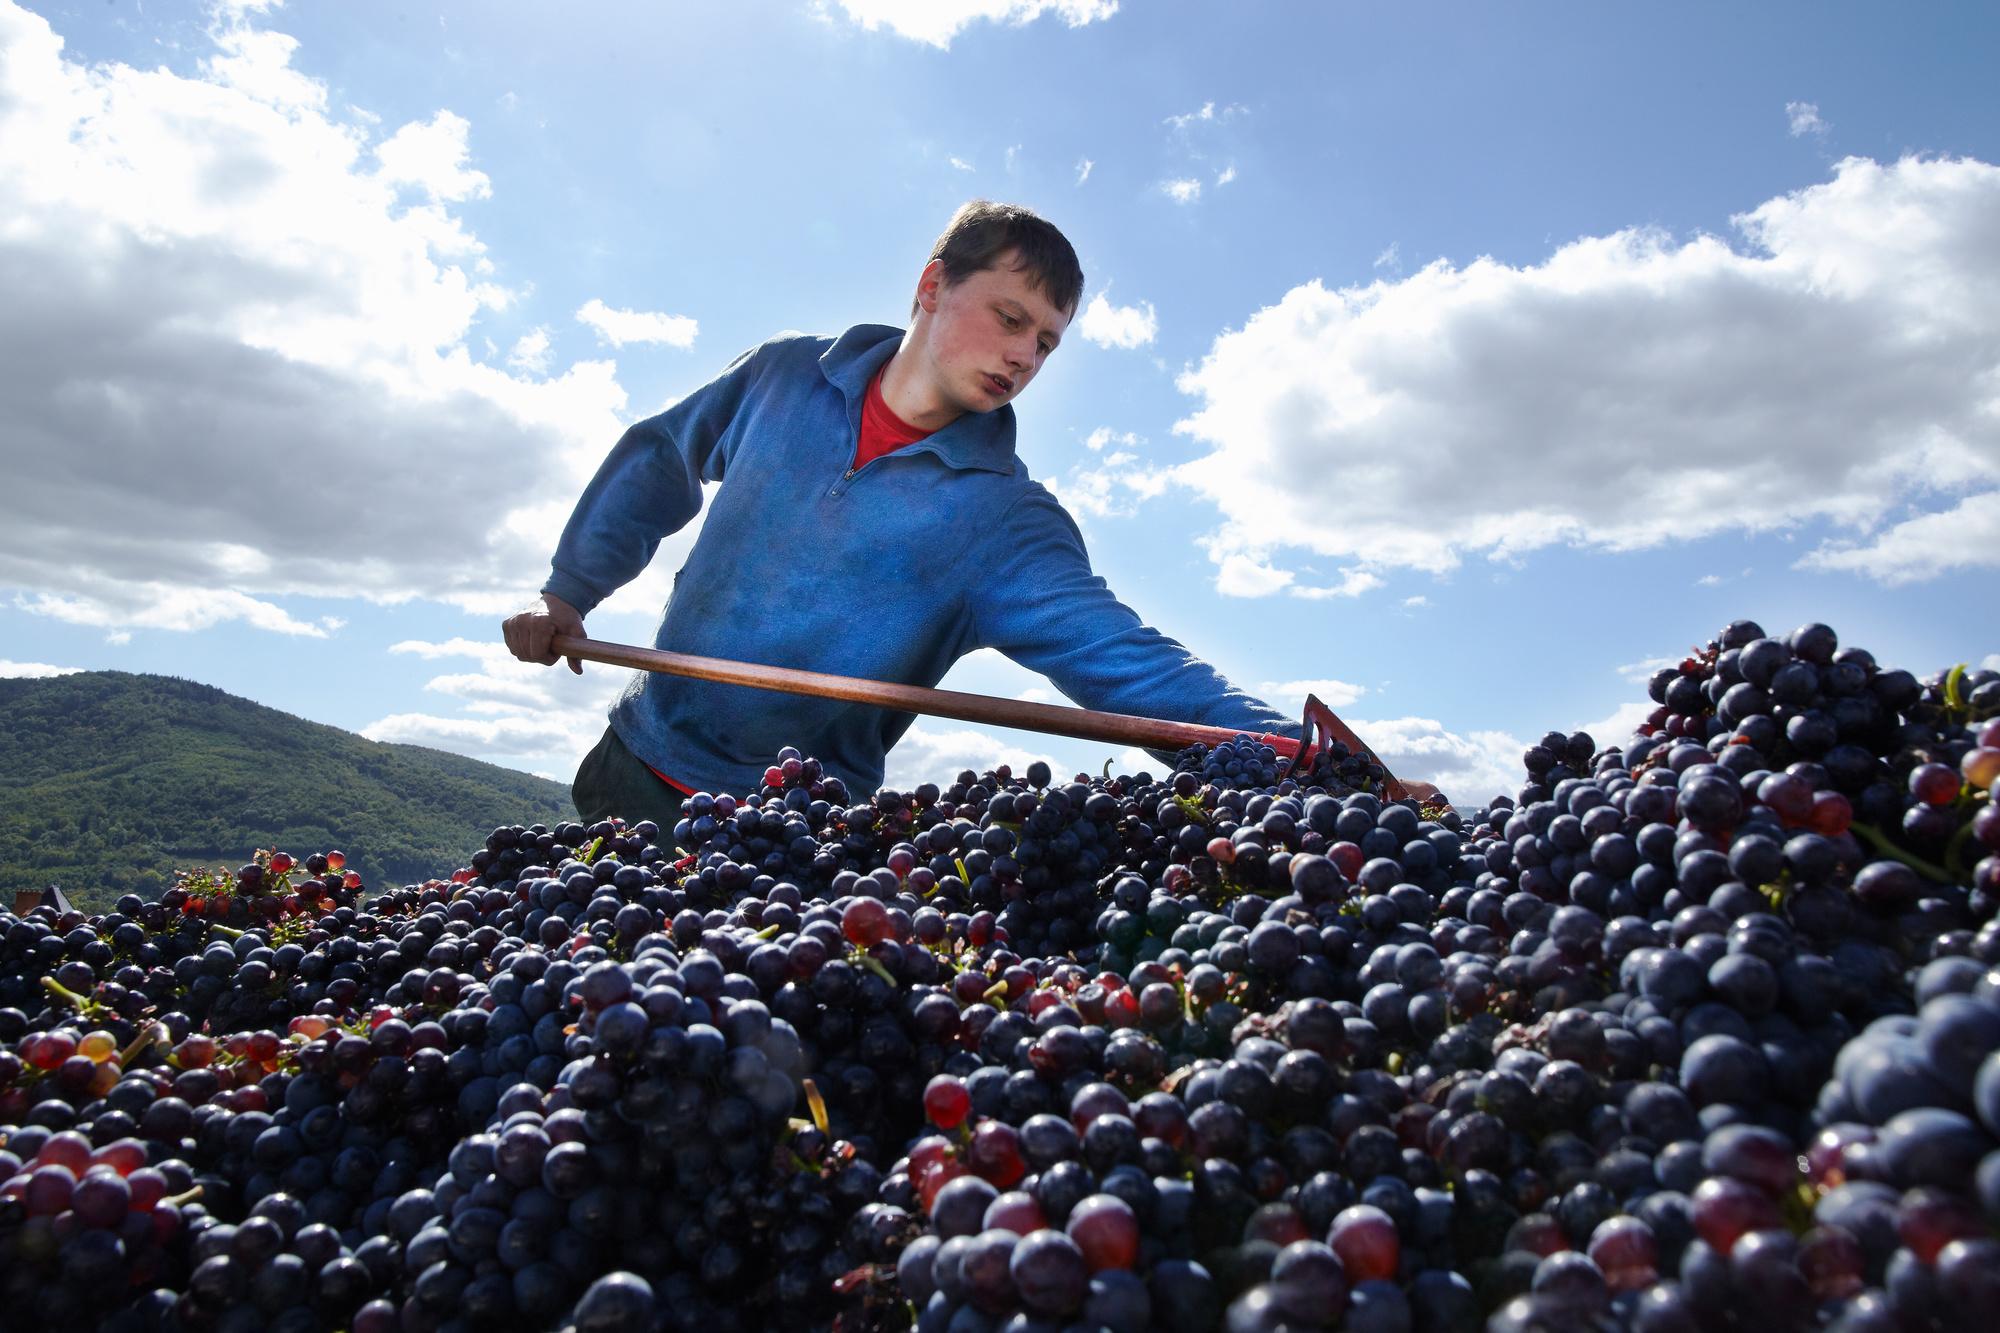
802, 1078, 830, 1136
38, 976, 87, 1010
1848, 821, 1957, 886
855, 953, 899, 987
119, 1022, 170, 1067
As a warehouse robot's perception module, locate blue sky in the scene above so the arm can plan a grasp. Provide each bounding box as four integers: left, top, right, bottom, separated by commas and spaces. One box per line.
2, 0, 1997, 807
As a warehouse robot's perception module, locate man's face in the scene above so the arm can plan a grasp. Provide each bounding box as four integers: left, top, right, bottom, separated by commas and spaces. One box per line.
915, 248, 1073, 415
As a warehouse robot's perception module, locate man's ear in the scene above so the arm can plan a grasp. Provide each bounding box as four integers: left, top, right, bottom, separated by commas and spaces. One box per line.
915, 259, 948, 315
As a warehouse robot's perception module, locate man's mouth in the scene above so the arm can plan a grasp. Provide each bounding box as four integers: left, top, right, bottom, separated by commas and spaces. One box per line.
985, 373, 1013, 395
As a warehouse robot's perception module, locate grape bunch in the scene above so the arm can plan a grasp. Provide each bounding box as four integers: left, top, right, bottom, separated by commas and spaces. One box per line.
0, 617, 1996, 1331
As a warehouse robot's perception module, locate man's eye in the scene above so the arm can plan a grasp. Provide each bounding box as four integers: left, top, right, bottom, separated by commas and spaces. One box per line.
999, 312, 1018, 327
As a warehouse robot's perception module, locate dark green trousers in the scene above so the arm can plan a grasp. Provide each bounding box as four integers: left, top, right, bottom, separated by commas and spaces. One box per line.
571, 725, 687, 836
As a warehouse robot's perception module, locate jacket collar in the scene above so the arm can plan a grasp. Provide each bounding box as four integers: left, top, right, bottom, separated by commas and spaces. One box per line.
819, 323, 1019, 474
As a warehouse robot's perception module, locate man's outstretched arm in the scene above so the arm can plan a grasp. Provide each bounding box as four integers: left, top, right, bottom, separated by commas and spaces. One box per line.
971, 486, 1302, 765
501, 342, 767, 669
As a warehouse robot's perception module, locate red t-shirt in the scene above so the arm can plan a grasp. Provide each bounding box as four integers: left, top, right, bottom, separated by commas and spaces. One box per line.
854, 362, 932, 468
643, 364, 930, 798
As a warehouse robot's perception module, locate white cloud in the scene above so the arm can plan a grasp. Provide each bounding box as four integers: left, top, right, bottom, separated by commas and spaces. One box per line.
1214, 552, 1292, 597
1374, 243, 1401, 272
374, 110, 491, 202
1258, 677, 1367, 708
1787, 101, 1828, 138
508, 327, 552, 374
1164, 100, 1245, 132
1004, 144, 1020, 171
881, 723, 1067, 793
818, 0, 1118, 49
1695, 573, 1723, 586
1287, 569, 1383, 600
16, 585, 334, 637
948, 155, 975, 172
1076, 292, 1158, 349
0, 2, 643, 635
203, 17, 324, 112
575, 298, 698, 349
1083, 427, 1139, 452
0, 659, 84, 678
1983, 653, 2000, 672
1076, 157, 1093, 186
1164, 155, 2000, 593
1044, 446, 1170, 520
1161, 177, 1201, 204
1795, 491, 2000, 584
1401, 595, 1428, 609
1347, 717, 1525, 810
365, 636, 631, 778
1215, 165, 1236, 187
1615, 656, 1679, 682
1577, 699, 1657, 749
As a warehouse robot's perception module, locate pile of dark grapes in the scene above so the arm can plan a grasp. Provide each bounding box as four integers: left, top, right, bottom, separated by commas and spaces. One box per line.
2, 619, 1997, 1332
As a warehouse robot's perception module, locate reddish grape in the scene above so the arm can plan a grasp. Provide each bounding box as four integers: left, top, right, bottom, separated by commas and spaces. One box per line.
841, 897, 891, 948
1805, 1124, 1875, 1187
25, 1029, 76, 1071
1796, 1225, 1864, 1301
126, 1167, 167, 1212
1207, 837, 1235, 864
1897, 1187, 1983, 1263
1065, 1194, 1139, 1272
23, 1164, 75, 1216
1807, 790, 1852, 837
1975, 803, 2000, 852
984, 1190, 1048, 1235
1505, 1214, 1568, 1257
1328, 1204, 1400, 1282
924, 1075, 971, 1131
1327, 841, 1364, 879
967, 1120, 1026, 1188
1691, 1176, 1782, 1255
1068, 1082, 1128, 1135
907, 1135, 954, 1177
35, 1130, 93, 1175
1757, 772, 1813, 825
1909, 762, 1961, 806
91, 1139, 146, 1176
1588, 1216, 1659, 1292
1962, 746, 2000, 791
917, 1155, 968, 1214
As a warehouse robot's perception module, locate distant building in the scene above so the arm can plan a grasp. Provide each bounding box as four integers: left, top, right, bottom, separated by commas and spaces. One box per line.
13, 885, 76, 917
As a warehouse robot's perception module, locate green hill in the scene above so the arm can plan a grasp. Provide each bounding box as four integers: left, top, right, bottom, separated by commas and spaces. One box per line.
0, 671, 575, 913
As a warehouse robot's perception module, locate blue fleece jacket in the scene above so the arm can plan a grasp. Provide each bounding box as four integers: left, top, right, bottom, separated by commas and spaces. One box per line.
541, 323, 1300, 799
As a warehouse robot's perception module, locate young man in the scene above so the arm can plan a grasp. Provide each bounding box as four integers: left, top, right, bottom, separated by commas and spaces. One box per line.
502, 201, 1300, 831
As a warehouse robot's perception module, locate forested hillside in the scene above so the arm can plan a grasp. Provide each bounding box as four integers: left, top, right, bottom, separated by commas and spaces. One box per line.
0, 671, 573, 911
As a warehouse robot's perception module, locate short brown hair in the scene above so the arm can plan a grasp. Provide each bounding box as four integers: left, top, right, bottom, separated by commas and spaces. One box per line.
913, 200, 1084, 320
